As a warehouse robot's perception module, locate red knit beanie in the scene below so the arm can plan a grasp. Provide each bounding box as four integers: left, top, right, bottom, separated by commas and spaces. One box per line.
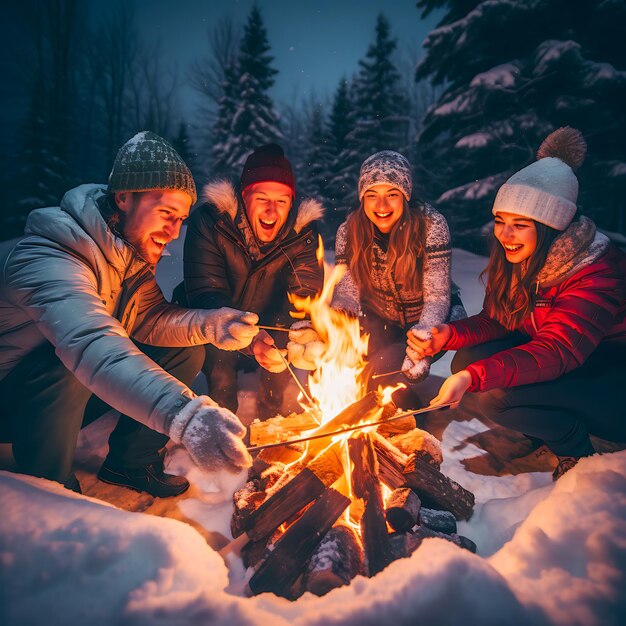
239, 143, 295, 196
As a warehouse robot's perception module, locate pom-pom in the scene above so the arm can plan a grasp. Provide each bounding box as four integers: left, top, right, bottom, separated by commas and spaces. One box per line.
537, 126, 587, 171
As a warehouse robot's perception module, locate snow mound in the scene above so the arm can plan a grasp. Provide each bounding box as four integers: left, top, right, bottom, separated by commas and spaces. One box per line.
2, 449, 625, 625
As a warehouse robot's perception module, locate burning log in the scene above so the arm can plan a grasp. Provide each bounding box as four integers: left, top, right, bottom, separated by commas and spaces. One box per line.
253, 443, 305, 468
389, 526, 477, 559
249, 412, 320, 446
403, 455, 475, 521
372, 432, 409, 489
376, 414, 417, 438
304, 523, 364, 596
243, 445, 344, 542
349, 433, 394, 576
385, 488, 421, 532
419, 508, 457, 535
389, 428, 443, 469
302, 391, 396, 463
248, 487, 351, 598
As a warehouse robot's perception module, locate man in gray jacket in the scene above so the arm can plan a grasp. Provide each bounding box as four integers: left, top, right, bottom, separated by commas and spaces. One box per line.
0, 131, 257, 497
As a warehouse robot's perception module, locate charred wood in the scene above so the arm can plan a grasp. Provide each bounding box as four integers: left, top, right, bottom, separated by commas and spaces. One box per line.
249, 412, 320, 446
419, 508, 457, 535
389, 526, 477, 560
372, 432, 409, 490
243, 445, 344, 541
248, 488, 350, 597
304, 523, 364, 596
389, 428, 443, 469
385, 488, 421, 532
403, 455, 475, 521
349, 433, 394, 576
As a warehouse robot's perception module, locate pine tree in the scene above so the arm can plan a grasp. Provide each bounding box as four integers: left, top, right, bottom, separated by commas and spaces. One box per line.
416, 0, 626, 248
348, 15, 410, 165
210, 57, 241, 179
327, 77, 359, 214
172, 121, 194, 169
224, 5, 282, 173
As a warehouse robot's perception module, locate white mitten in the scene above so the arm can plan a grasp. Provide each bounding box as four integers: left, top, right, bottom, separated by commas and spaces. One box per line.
203, 307, 259, 350
402, 328, 434, 381
287, 320, 325, 370
169, 396, 252, 473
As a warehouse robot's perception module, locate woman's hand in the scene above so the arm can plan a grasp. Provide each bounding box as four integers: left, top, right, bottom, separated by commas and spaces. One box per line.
406, 323, 452, 358
429, 370, 472, 407
251, 330, 287, 373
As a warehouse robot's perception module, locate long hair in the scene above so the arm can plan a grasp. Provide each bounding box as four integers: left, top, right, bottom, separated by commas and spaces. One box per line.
345, 199, 425, 292
481, 220, 559, 329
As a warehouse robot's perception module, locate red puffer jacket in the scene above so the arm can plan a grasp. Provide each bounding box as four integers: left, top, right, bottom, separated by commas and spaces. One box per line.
445, 243, 626, 393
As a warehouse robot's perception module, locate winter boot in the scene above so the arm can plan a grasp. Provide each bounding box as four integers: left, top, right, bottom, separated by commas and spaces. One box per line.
552, 455, 581, 481
97, 458, 189, 497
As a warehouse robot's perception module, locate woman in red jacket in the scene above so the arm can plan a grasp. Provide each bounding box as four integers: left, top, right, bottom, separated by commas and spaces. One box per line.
410, 127, 626, 479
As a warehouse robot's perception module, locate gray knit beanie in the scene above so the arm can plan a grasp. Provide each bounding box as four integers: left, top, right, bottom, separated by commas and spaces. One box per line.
492, 127, 587, 231
108, 131, 197, 204
358, 150, 412, 201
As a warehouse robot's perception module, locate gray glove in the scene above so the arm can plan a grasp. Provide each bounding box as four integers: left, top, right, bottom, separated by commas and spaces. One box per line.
402, 328, 433, 382
169, 396, 252, 473
287, 320, 325, 370
203, 307, 259, 350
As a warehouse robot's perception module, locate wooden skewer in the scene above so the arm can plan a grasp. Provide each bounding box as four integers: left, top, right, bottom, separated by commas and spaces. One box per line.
276, 348, 318, 412
257, 324, 291, 332
371, 369, 405, 380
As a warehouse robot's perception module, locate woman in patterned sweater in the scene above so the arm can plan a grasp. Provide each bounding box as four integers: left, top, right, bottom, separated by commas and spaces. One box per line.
331, 151, 465, 408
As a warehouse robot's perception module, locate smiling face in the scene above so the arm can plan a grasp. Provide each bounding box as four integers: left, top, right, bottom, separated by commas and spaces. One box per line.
494, 211, 538, 264
362, 184, 404, 234
115, 189, 191, 264
242, 181, 293, 243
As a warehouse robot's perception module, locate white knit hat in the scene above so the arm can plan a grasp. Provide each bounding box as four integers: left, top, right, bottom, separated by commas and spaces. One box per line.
358, 150, 412, 201
492, 127, 587, 231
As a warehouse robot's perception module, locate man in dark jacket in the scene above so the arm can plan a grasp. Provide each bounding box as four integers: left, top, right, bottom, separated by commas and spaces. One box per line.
0, 132, 258, 497
182, 144, 324, 419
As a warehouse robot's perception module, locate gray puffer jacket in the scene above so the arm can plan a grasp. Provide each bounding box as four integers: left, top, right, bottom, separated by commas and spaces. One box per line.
0, 184, 217, 434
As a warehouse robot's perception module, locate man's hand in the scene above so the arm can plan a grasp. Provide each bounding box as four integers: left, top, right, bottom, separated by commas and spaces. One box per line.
406, 324, 452, 359
252, 330, 287, 372
287, 320, 325, 370
429, 370, 472, 407
203, 307, 259, 350
168, 396, 252, 473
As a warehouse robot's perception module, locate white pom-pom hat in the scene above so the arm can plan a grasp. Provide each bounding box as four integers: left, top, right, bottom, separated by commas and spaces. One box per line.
492, 127, 587, 231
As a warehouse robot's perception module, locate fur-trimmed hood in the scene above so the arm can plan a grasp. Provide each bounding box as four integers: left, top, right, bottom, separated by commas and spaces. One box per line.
202, 180, 324, 234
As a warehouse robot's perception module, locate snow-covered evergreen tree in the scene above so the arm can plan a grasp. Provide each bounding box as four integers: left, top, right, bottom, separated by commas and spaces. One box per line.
416, 0, 626, 248
348, 15, 410, 166
210, 57, 240, 179
224, 5, 282, 174
327, 77, 359, 217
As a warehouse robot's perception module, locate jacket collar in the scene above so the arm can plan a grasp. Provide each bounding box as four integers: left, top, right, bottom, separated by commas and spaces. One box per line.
537, 216, 610, 288
202, 180, 324, 235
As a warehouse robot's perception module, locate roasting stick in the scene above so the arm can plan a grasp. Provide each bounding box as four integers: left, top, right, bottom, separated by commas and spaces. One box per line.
371, 369, 405, 380
256, 324, 291, 332
275, 347, 318, 413
246, 401, 455, 452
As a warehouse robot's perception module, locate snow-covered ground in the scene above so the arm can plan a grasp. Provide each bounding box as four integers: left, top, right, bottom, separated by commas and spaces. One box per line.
1, 239, 625, 626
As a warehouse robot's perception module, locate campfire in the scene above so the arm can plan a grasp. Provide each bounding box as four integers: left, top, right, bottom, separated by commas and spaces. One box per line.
232, 253, 476, 599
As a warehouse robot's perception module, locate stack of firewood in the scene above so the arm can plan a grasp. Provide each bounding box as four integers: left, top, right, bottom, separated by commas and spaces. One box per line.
231, 391, 476, 599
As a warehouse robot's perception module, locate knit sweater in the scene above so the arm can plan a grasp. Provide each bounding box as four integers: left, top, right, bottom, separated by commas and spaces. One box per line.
332, 204, 453, 330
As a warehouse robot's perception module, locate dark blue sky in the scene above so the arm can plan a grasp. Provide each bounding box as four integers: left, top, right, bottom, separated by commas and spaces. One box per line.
129, 0, 441, 112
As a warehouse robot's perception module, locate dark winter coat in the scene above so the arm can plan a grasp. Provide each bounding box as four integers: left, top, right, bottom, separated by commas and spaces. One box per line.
445, 217, 626, 392
183, 181, 325, 327
0, 184, 221, 434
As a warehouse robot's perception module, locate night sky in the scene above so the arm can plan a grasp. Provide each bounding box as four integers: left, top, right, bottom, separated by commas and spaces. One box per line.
124, 0, 441, 110
0, 0, 441, 175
